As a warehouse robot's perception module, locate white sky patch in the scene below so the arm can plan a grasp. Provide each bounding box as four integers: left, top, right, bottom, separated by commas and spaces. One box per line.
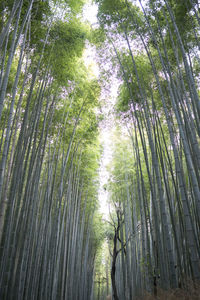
83, 43, 100, 79
82, 2, 99, 28
82, 2, 99, 78
98, 77, 121, 218
82, 1, 114, 218
98, 129, 113, 219
82, 1, 123, 219
98, 103, 114, 219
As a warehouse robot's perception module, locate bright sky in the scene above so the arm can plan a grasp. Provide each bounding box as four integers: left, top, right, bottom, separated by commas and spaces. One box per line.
82, 2, 115, 218
82, 2, 99, 27
82, 0, 144, 218
82, 2, 99, 78
83, 44, 100, 79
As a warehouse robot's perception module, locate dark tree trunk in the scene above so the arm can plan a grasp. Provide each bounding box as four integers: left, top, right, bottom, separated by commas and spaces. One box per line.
111, 211, 122, 300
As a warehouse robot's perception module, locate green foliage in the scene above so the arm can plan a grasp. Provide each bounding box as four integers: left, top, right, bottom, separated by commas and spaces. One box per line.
67, 0, 86, 13
92, 213, 106, 248
148, 0, 199, 55
116, 52, 156, 113
95, 0, 145, 33
90, 27, 106, 45
45, 19, 88, 84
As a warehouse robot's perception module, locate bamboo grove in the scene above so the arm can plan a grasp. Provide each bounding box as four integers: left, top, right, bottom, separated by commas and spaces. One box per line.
0, 1, 104, 299
94, 0, 200, 299
0, 0, 200, 300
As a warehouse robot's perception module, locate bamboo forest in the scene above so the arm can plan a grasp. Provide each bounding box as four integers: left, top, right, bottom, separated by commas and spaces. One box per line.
0, 0, 200, 299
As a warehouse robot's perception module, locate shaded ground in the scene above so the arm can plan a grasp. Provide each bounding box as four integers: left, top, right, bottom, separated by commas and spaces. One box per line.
136, 282, 200, 300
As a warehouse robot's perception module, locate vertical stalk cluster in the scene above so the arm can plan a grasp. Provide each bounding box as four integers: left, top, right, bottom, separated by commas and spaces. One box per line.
0, 1, 101, 299
96, 0, 200, 297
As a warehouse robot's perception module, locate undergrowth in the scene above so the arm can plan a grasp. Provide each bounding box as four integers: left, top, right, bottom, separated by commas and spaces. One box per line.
136, 281, 200, 300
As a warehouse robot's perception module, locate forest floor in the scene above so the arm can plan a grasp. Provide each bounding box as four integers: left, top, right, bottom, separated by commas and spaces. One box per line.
136, 282, 200, 300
